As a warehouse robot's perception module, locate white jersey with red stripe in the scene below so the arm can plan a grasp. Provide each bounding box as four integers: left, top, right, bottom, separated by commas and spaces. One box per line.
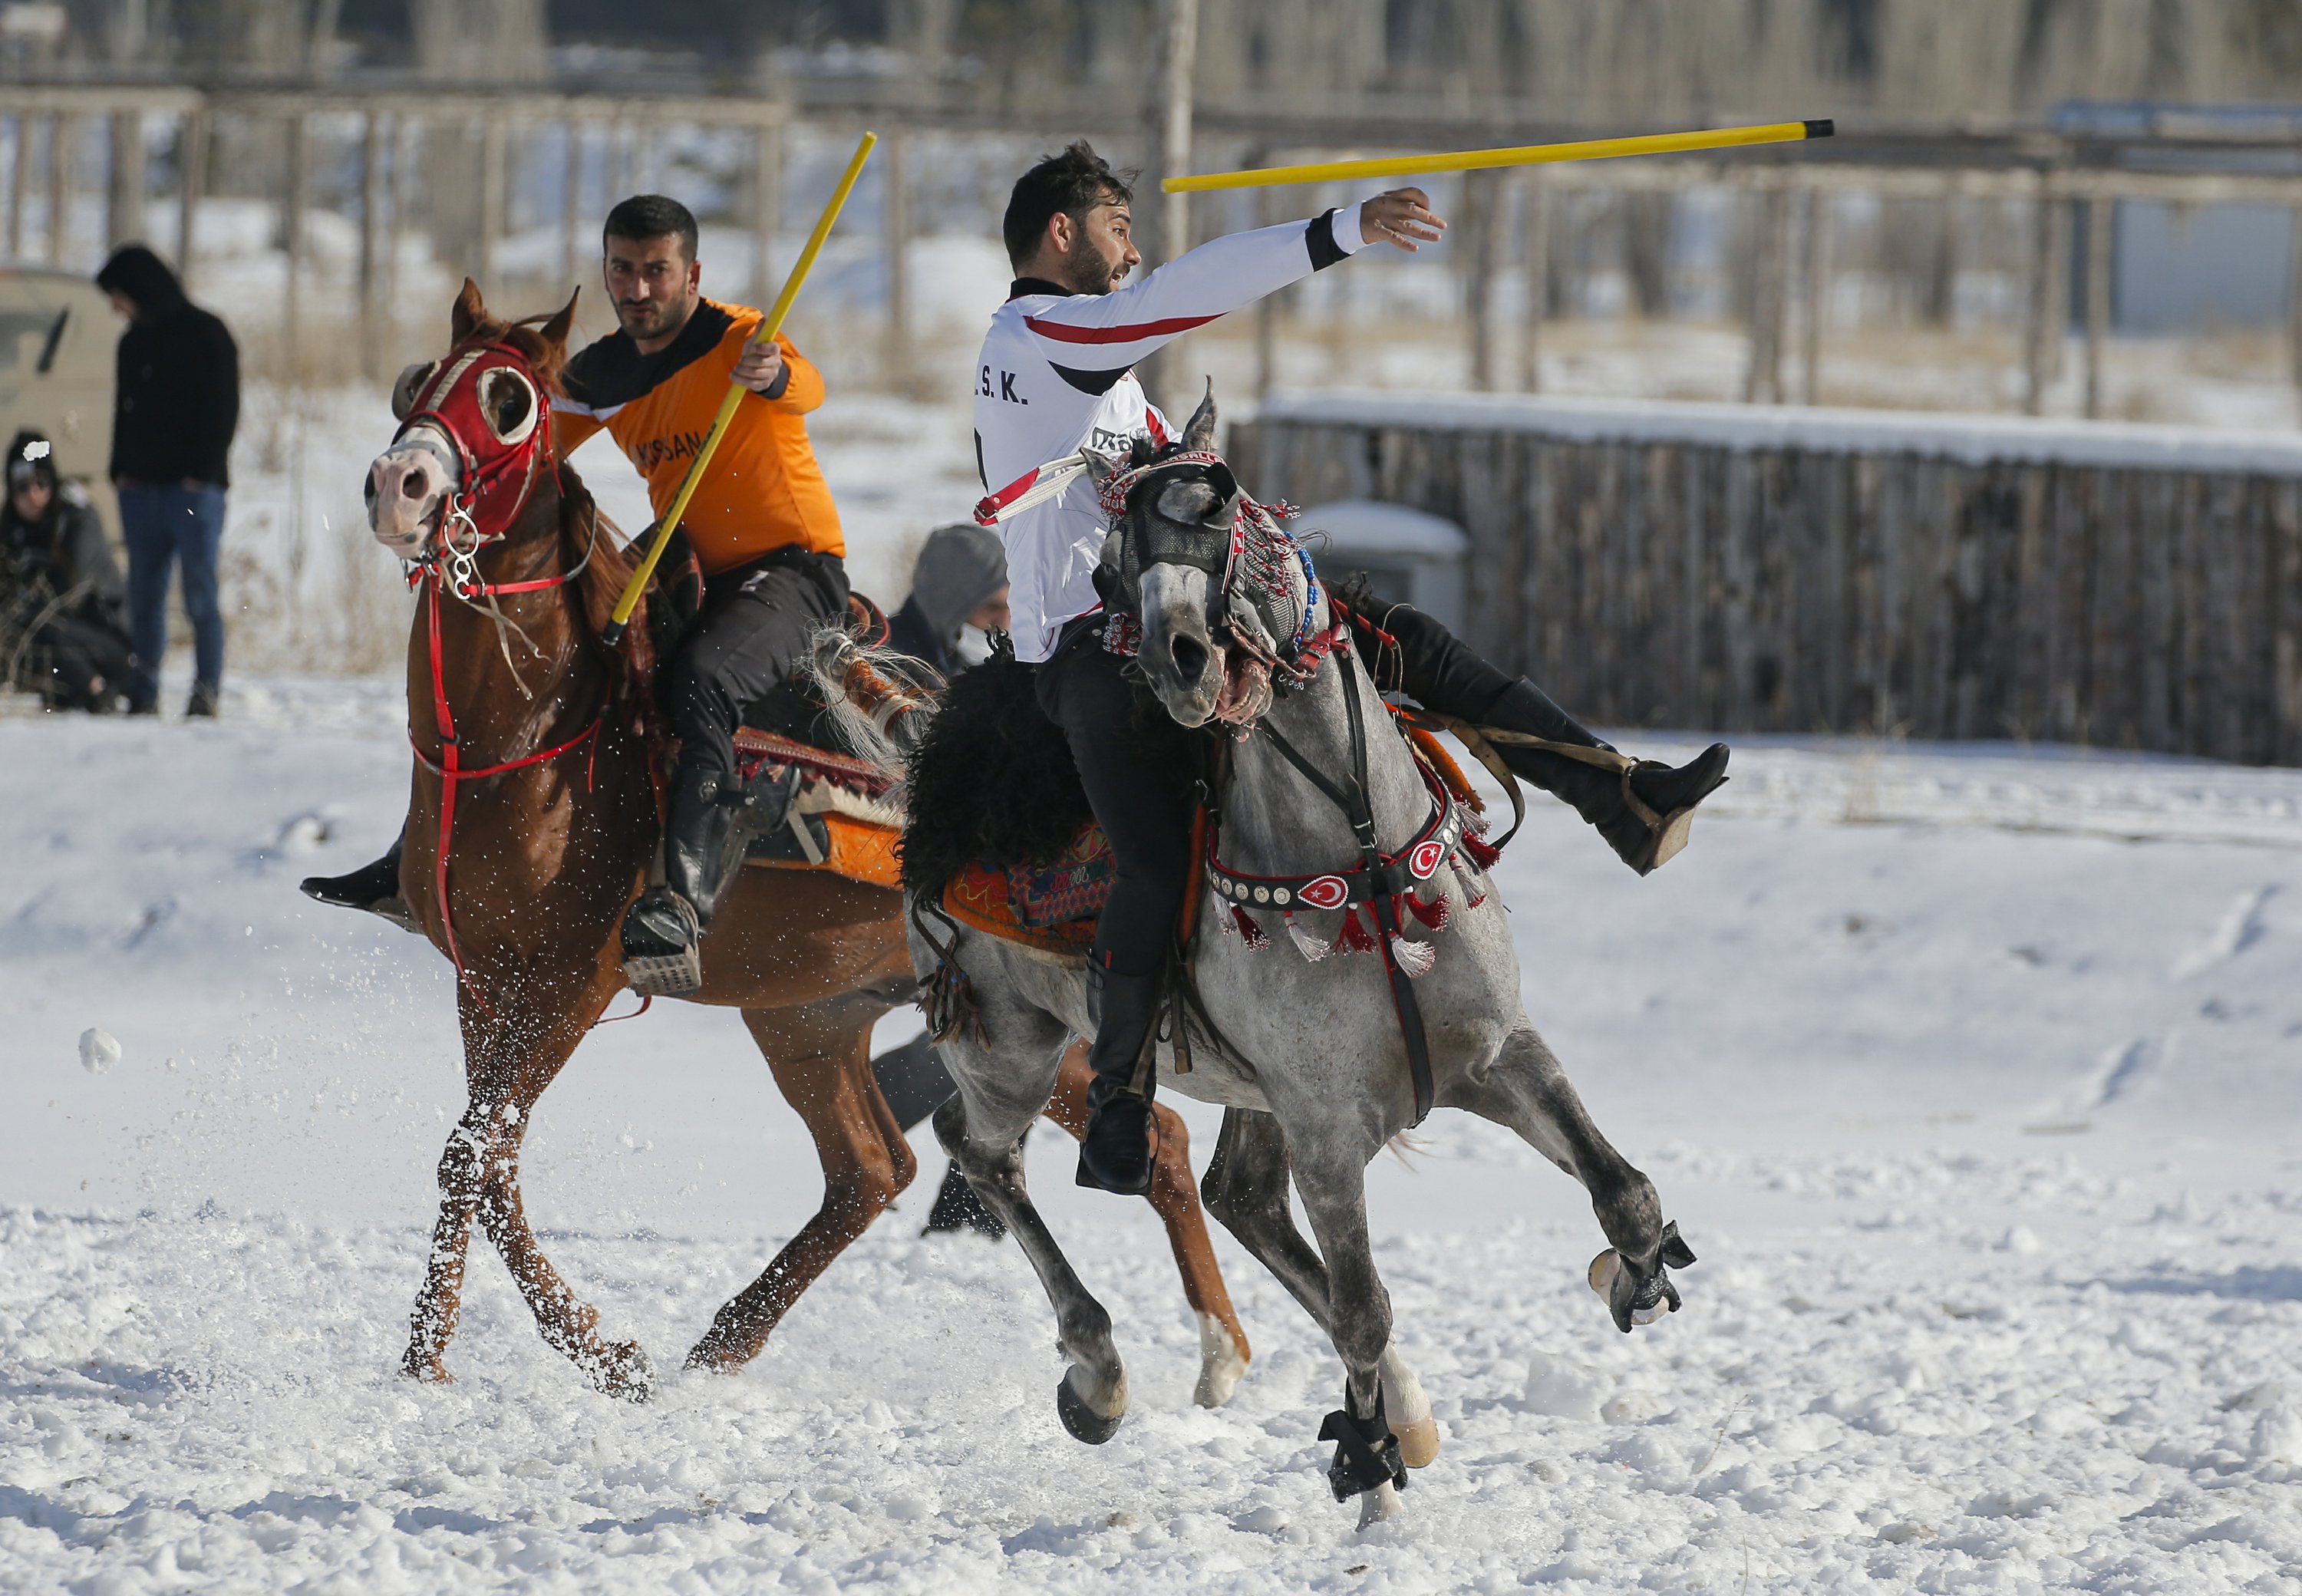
975, 206, 1366, 662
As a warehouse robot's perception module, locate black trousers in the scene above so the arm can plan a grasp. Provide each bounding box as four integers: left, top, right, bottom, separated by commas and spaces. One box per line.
669, 547, 849, 785
1034, 627, 1200, 979
26, 610, 133, 709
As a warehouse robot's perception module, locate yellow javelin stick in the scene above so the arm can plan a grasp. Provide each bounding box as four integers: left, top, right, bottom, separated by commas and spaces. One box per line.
1163, 118, 1832, 193
602, 130, 878, 646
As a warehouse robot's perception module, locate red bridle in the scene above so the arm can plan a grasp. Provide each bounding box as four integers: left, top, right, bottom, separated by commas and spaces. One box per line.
393, 335, 612, 1021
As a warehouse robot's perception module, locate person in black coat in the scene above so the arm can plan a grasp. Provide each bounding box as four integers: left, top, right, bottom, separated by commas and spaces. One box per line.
94, 244, 239, 717
2, 431, 133, 711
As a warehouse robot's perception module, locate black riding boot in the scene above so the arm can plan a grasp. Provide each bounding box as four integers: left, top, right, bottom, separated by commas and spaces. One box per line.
1482, 679, 1730, 876
299, 837, 420, 933
1360, 592, 1730, 875
1074, 961, 1165, 1196
622, 760, 745, 998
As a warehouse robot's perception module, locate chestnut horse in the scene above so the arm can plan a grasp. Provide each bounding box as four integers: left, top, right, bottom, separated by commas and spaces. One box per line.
367, 280, 1250, 1403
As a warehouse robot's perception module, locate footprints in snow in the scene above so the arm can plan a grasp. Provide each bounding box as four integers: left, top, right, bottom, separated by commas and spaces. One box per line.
2168, 885, 2274, 981
2031, 885, 2278, 1133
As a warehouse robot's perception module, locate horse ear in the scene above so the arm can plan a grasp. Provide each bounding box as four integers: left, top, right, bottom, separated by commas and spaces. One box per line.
1079, 447, 1120, 486
451, 278, 486, 343
1180, 378, 1219, 452
538, 287, 579, 356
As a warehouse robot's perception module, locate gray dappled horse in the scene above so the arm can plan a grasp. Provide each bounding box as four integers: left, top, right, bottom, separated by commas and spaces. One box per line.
895, 388, 1695, 1525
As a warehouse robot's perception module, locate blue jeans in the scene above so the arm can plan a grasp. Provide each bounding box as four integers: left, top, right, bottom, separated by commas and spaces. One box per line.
118, 483, 226, 709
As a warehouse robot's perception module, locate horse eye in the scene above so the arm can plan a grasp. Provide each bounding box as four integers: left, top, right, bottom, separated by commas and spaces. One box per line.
390, 361, 437, 421
477, 369, 538, 445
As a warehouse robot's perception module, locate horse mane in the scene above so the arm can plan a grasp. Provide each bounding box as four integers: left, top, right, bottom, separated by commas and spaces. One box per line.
552, 460, 634, 638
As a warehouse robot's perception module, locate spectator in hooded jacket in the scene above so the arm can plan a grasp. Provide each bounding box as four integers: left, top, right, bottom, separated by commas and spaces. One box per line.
2, 431, 132, 711
871, 522, 1013, 1236
94, 244, 239, 717
882, 521, 1010, 679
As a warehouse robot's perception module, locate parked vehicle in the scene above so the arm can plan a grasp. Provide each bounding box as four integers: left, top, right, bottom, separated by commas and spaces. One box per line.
0, 267, 120, 543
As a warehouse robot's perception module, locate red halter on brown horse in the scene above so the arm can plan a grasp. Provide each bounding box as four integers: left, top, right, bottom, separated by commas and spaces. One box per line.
368, 279, 1250, 1402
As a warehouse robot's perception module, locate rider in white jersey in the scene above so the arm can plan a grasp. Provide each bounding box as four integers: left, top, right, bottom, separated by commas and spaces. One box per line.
975, 203, 1367, 662
976, 144, 1731, 1194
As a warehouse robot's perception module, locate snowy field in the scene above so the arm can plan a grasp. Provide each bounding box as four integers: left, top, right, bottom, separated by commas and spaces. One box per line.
3, 674, 2300, 1593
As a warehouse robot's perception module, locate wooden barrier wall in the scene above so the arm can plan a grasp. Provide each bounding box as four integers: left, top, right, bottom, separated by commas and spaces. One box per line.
1227, 394, 2302, 766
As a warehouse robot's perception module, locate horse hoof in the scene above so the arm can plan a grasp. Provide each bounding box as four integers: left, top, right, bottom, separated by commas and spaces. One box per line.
1377, 1343, 1439, 1467
681, 1336, 748, 1375
1356, 1479, 1405, 1529
1389, 1414, 1441, 1469
1056, 1374, 1124, 1445
1588, 1249, 1678, 1332
592, 1341, 655, 1403
1192, 1313, 1251, 1409
401, 1350, 451, 1384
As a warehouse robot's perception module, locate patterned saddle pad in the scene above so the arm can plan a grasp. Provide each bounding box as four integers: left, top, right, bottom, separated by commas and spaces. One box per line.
941, 823, 1114, 959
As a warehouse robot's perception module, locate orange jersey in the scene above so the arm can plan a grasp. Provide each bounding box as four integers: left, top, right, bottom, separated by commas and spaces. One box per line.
551, 298, 843, 574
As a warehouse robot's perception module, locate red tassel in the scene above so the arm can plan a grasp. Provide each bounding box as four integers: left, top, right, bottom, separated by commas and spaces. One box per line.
1231, 905, 1272, 950
1334, 905, 1380, 955
1406, 889, 1452, 932
1462, 833, 1502, 871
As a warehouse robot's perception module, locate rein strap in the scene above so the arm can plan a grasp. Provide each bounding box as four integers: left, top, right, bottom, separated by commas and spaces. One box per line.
1233, 647, 1438, 1126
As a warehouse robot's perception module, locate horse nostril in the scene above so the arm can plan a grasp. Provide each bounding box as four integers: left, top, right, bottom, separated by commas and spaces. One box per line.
401, 468, 428, 500
1170, 633, 1209, 682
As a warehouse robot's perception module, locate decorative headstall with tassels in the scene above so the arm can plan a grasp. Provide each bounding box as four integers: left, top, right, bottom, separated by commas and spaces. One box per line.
1090, 448, 1323, 684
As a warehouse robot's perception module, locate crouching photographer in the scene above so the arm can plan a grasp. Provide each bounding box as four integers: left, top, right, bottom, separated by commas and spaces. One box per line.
2, 431, 132, 713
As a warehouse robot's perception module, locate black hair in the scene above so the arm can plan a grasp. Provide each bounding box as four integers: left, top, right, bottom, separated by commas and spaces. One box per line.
1001, 140, 1135, 270
603, 194, 700, 262
94, 244, 186, 316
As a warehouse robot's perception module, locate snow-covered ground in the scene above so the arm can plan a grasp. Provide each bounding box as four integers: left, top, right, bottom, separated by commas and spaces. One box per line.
2, 678, 2300, 1593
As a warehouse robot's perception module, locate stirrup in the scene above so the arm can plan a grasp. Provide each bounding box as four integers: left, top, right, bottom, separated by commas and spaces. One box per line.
1618, 750, 1729, 875
622, 892, 703, 998
1073, 1094, 1158, 1195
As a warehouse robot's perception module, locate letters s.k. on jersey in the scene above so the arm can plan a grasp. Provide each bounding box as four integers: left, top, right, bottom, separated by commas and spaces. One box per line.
973, 208, 1365, 662
552, 298, 843, 575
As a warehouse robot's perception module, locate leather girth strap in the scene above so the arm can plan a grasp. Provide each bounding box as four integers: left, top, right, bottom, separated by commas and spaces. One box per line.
1255, 646, 1436, 1126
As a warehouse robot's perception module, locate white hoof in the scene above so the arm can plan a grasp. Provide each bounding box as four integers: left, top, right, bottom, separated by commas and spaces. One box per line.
1588, 1250, 1669, 1326
1379, 1341, 1440, 1468
1356, 1479, 1404, 1529
1193, 1312, 1249, 1408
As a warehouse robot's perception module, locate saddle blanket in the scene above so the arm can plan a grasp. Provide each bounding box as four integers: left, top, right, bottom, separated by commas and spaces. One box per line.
752, 810, 902, 892
941, 823, 1114, 958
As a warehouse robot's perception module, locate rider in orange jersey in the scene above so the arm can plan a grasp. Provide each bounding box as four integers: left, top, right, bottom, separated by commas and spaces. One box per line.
306, 196, 851, 997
